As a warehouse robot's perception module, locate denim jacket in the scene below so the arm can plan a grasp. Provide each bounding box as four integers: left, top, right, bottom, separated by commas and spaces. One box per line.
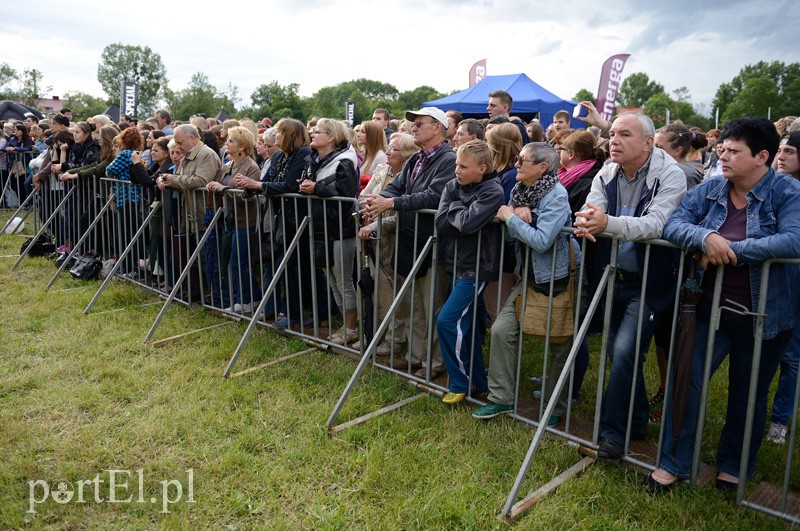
663, 169, 800, 339
505, 183, 579, 286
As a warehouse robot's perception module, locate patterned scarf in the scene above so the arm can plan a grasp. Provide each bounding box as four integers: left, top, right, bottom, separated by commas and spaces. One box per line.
510, 172, 560, 210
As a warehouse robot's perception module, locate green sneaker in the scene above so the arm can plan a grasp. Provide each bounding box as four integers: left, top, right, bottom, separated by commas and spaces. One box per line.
472, 402, 513, 419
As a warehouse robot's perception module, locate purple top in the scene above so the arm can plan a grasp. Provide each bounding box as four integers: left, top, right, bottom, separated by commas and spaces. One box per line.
699, 195, 750, 313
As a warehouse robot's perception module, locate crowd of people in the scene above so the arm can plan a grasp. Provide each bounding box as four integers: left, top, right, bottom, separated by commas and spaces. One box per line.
3, 91, 800, 497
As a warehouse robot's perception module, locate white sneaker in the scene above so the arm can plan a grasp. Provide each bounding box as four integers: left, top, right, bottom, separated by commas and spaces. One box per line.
232, 302, 254, 314
375, 341, 391, 355
767, 422, 788, 444
329, 327, 358, 345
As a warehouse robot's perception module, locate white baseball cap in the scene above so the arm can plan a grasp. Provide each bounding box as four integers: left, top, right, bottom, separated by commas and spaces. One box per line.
405, 107, 448, 129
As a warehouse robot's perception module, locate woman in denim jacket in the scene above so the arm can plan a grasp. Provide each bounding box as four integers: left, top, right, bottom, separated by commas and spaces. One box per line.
646, 118, 800, 493
472, 143, 582, 424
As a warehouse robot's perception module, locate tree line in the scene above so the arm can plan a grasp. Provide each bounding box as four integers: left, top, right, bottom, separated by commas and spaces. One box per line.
1, 43, 798, 130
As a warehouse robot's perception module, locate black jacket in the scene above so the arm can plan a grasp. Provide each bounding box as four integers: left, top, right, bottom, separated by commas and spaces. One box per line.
435, 171, 505, 282
303, 143, 359, 240
63, 139, 100, 172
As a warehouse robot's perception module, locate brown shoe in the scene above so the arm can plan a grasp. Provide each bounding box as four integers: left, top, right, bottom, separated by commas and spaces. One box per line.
413, 367, 444, 379
392, 359, 422, 371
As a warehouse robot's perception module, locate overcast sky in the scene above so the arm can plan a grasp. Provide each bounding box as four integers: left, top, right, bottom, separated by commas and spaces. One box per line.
2, 0, 799, 115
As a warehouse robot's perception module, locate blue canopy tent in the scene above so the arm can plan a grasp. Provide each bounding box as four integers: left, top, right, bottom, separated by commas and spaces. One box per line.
422, 73, 581, 129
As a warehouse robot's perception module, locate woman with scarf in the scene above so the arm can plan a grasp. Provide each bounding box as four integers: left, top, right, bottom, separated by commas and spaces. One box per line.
557, 130, 605, 216
472, 142, 579, 425
299, 118, 359, 345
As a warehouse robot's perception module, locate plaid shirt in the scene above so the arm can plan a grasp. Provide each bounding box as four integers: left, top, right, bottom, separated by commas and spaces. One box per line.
410, 140, 447, 188
106, 149, 142, 208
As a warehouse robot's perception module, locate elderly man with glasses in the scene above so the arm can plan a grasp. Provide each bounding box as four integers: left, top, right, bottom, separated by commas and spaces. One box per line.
360, 107, 455, 379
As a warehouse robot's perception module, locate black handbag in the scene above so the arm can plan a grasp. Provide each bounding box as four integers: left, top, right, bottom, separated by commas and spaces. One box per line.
69, 252, 103, 280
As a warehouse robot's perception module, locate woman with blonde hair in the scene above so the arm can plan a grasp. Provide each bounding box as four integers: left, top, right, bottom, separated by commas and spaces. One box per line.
299, 117, 360, 345
206, 126, 262, 313
484, 122, 523, 321
88, 114, 112, 140
358, 132, 417, 353
235, 118, 318, 328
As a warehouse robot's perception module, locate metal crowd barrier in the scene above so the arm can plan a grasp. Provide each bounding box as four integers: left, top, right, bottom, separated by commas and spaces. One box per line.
18, 174, 800, 524
1, 151, 31, 212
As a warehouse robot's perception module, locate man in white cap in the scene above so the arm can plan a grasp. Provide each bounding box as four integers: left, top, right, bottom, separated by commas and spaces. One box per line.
361, 107, 454, 379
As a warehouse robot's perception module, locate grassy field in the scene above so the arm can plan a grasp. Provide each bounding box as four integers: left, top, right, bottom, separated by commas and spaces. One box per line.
0, 217, 791, 529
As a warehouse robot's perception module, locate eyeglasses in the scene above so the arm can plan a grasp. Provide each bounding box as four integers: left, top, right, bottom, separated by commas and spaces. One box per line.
310, 129, 328, 136
514, 155, 535, 165
412, 120, 437, 129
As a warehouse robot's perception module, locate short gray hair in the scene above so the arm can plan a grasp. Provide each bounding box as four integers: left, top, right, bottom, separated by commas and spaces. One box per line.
616, 111, 655, 139
524, 142, 559, 177
175, 123, 200, 139
262, 128, 277, 142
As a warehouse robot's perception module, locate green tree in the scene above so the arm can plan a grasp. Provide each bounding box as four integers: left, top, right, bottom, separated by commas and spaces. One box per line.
0, 63, 17, 99
672, 86, 691, 103
573, 88, 595, 103
62, 91, 110, 120
617, 72, 665, 108
97, 43, 168, 116
244, 81, 305, 120
713, 61, 800, 121
164, 72, 236, 121
19, 69, 51, 107
642, 92, 674, 127
392, 86, 443, 116
306, 79, 400, 124
722, 76, 782, 122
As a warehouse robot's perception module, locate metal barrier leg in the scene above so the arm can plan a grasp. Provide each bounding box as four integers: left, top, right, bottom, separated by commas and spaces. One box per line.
326, 237, 435, 432
143, 208, 226, 339
220, 217, 311, 375
500, 265, 612, 520
83, 201, 165, 314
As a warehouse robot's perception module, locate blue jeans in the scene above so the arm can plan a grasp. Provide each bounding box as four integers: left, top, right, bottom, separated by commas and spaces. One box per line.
438, 278, 488, 394
659, 313, 789, 480
771, 322, 800, 425
600, 280, 656, 445
230, 227, 260, 305
261, 256, 284, 318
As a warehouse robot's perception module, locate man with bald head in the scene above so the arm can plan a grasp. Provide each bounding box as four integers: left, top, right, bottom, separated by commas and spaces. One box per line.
574, 111, 686, 461
158, 124, 221, 234
156, 124, 221, 300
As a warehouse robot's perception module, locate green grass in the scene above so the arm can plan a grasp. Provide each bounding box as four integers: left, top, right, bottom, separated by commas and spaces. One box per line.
0, 215, 791, 529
